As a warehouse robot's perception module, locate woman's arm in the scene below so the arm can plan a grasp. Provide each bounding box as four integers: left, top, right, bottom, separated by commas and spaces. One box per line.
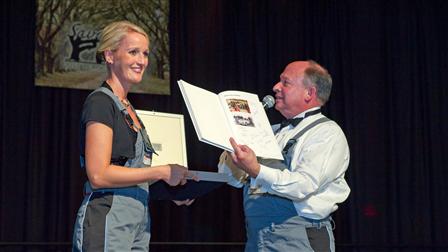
85, 121, 188, 189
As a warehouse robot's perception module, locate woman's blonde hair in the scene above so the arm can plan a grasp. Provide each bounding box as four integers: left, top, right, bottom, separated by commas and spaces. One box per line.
97, 21, 149, 56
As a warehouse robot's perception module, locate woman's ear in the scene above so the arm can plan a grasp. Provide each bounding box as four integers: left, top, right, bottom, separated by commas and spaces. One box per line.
104, 50, 114, 64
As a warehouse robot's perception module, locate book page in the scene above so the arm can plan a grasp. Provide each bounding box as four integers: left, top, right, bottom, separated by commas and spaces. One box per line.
178, 80, 234, 151
218, 91, 283, 160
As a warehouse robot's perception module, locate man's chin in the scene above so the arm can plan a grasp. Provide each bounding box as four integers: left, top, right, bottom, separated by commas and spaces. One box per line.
274, 104, 283, 111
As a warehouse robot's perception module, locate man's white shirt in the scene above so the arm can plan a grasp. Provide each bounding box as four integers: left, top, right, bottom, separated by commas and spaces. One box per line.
219, 107, 350, 220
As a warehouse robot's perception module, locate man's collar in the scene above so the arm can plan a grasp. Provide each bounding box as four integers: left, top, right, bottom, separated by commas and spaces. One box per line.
293, 107, 321, 119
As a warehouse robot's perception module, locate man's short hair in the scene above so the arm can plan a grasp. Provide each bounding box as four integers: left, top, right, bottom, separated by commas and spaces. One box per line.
304, 60, 332, 104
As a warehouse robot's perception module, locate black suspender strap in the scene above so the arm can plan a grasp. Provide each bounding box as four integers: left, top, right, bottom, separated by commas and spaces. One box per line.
281, 117, 331, 161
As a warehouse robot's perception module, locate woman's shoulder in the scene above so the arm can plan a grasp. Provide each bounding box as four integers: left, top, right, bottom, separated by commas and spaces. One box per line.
81, 89, 118, 126
84, 89, 116, 110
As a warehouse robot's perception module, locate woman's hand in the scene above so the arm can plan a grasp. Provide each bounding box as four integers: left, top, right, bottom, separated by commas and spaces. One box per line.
163, 164, 189, 186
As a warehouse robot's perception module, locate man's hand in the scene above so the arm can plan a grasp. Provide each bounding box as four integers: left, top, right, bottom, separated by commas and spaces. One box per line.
172, 199, 195, 206
229, 137, 260, 178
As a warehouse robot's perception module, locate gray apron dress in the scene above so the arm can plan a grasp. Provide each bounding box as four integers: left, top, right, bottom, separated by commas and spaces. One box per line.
243, 117, 334, 252
73, 87, 155, 252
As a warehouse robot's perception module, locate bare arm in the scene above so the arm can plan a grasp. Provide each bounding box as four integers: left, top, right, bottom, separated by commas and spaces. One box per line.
85, 121, 188, 189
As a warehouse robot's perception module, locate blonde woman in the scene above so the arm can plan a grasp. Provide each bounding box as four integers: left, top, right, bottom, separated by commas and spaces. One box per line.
72, 21, 191, 251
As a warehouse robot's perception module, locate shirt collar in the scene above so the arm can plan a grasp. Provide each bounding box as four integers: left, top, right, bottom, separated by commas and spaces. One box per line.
293, 107, 321, 119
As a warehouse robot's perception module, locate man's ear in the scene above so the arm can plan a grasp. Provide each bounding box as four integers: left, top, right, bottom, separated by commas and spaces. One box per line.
104, 50, 114, 64
305, 86, 317, 102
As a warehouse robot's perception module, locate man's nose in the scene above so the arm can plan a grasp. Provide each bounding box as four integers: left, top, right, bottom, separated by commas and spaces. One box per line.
273, 82, 281, 92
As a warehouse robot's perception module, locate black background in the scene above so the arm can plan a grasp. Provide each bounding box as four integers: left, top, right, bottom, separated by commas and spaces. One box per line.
1, 0, 448, 251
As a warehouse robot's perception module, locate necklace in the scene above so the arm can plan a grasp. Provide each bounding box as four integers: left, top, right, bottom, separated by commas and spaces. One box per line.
121, 98, 130, 108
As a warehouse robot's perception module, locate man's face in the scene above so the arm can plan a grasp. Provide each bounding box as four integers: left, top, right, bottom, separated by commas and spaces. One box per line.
272, 62, 310, 118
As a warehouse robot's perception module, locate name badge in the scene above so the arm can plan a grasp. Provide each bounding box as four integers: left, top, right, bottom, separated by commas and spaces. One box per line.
143, 151, 153, 166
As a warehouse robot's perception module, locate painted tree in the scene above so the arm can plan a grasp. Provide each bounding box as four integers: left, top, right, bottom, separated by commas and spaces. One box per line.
113, 0, 170, 80
35, 0, 85, 75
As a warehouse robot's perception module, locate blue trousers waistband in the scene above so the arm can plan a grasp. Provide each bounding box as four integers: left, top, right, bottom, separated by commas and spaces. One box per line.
86, 184, 149, 205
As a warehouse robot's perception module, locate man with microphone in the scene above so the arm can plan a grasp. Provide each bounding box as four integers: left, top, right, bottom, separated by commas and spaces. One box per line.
219, 60, 350, 252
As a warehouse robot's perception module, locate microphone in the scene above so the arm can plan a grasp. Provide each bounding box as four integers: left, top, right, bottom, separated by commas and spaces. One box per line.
262, 95, 275, 109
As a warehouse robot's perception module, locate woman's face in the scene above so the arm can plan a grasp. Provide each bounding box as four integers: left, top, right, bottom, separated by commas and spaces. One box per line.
108, 31, 149, 85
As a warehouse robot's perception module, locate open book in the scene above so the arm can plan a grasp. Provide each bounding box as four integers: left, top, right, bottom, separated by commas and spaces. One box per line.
178, 79, 283, 160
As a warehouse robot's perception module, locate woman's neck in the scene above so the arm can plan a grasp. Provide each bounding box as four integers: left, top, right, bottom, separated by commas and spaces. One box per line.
106, 76, 129, 100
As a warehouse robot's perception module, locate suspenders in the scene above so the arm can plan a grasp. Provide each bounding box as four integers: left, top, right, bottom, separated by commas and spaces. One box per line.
80, 87, 157, 168
243, 116, 333, 195
281, 117, 331, 165
255, 116, 332, 175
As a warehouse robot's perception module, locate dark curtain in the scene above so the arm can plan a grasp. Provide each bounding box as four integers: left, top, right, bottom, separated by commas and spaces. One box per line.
1, 0, 447, 251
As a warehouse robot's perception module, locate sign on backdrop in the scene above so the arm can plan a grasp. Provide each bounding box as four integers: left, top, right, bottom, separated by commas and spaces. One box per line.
35, 0, 170, 95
